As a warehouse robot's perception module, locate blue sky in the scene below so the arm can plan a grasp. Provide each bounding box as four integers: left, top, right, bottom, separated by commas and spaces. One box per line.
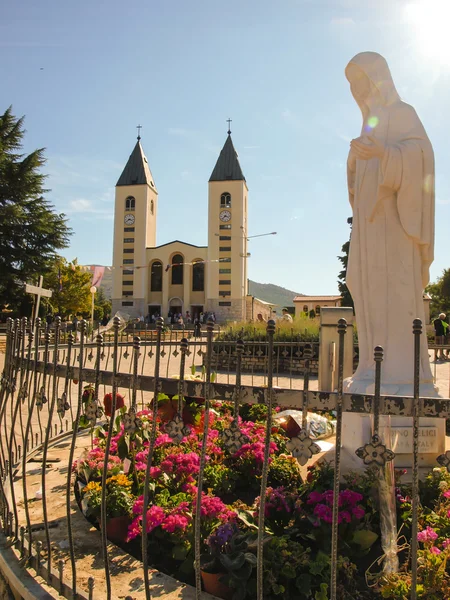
2, 0, 450, 295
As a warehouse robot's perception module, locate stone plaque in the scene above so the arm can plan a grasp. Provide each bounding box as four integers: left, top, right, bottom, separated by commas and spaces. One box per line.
391, 426, 439, 454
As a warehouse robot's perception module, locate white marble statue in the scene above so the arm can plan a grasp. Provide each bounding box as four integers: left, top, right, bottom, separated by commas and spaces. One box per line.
344, 51, 436, 396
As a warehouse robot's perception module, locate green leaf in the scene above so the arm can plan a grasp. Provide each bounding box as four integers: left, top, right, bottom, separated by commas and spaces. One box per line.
117, 435, 129, 460
281, 563, 296, 579
191, 364, 196, 376
78, 415, 90, 429
220, 552, 246, 571
172, 544, 188, 560
352, 529, 378, 551
244, 552, 257, 566
236, 510, 258, 530
232, 586, 247, 600
315, 583, 328, 600
296, 574, 311, 596
230, 561, 253, 581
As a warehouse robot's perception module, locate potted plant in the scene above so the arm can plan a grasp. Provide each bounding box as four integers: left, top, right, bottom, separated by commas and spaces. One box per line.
81, 474, 135, 544
201, 523, 257, 600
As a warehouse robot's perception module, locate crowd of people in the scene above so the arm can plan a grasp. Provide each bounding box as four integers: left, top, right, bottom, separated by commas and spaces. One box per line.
134, 310, 217, 334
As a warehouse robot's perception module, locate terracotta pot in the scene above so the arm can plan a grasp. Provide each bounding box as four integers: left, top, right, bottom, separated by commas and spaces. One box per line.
105, 516, 131, 545
200, 571, 232, 600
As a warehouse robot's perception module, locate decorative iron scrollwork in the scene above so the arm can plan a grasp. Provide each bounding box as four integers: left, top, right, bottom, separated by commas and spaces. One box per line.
220, 419, 249, 454
123, 407, 143, 435
356, 434, 395, 467
165, 414, 191, 444
287, 429, 321, 466
437, 451, 450, 472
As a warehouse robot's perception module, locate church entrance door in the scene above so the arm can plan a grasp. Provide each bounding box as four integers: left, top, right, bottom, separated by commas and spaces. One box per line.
191, 305, 203, 321
148, 305, 161, 318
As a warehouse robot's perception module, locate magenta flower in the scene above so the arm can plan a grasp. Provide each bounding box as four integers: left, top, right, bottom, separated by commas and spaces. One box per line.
417, 526, 438, 543
442, 538, 450, 549
442, 490, 450, 499
307, 491, 323, 504
430, 546, 441, 554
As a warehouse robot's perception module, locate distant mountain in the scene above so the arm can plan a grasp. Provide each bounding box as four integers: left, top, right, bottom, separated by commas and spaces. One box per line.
248, 280, 301, 308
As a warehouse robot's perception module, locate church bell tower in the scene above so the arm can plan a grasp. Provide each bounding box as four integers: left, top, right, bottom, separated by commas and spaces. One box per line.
111, 132, 158, 317
206, 125, 248, 322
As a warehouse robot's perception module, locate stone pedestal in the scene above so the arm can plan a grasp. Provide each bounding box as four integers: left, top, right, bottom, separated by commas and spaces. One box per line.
339, 412, 445, 476
318, 307, 354, 391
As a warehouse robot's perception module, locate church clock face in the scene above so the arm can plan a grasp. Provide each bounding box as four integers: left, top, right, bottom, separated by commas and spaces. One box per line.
124, 214, 135, 225
219, 210, 231, 222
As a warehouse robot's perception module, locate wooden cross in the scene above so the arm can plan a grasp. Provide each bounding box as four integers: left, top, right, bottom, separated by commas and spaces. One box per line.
25, 275, 52, 324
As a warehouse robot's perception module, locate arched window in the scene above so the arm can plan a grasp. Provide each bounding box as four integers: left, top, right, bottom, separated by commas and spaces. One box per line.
151, 261, 162, 292
315, 305, 321, 315
192, 260, 205, 292
171, 254, 184, 285
220, 192, 231, 208
151, 199, 154, 215
303, 305, 308, 313
125, 196, 135, 211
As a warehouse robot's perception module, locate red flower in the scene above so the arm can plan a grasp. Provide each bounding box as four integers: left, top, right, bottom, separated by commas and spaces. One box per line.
103, 392, 125, 416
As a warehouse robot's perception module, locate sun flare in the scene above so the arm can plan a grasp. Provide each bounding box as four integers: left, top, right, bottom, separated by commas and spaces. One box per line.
405, 0, 450, 66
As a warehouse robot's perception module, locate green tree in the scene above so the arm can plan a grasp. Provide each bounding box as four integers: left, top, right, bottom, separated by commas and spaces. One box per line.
426, 269, 450, 318
0, 106, 71, 311
94, 286, 112, 321
337, 217, 354, 309
44, 258, 91, 318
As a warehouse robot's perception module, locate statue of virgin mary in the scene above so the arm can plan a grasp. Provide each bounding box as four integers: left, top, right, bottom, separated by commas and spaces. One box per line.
344, 51, 437, 395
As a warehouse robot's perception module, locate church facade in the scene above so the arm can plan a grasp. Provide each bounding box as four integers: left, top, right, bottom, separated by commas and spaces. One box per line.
111, 131, 250, 323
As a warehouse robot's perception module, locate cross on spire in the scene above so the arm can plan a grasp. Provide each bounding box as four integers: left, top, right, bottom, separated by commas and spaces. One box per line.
227, 118, 232, 135
137, 124, 142, 140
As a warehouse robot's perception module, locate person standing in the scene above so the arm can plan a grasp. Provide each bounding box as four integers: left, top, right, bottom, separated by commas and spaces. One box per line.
433, 313, 447, 361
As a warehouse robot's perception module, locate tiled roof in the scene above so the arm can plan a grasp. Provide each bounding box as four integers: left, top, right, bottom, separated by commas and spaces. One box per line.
116, 140, 157, 190
293, 295, 342, 302
209, 135, 245, 182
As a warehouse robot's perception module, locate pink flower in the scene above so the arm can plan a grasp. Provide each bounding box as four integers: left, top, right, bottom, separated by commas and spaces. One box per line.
443, 490, 450, 499
126, 505, 165, 541
442, 539, 450, 549
307, 491, 323, 504
339, 510, 352, 524
417, 526, 438, 543
352, 506, 365, 520
431, 546, 441, 554
161, 514, 190, 533
314, 503, 333, 523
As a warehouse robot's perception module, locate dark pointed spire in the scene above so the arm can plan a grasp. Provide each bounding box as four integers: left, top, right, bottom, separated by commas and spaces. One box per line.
116, 139, 157, 190
209, 133, 245, 182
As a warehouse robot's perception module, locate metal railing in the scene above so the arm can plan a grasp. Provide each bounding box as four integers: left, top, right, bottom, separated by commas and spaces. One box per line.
0, 316, 449, 599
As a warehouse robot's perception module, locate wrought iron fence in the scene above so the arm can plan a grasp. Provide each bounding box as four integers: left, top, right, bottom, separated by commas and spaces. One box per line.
0, 316, 449, 599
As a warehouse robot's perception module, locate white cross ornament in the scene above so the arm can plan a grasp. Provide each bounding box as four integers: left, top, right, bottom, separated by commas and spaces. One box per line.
25, 275, 52, 323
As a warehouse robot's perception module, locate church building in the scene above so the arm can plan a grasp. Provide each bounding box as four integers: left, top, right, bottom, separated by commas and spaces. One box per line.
111, 129, 252, 323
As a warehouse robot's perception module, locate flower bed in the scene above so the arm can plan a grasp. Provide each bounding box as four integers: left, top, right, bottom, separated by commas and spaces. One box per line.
73, 392, 450, 599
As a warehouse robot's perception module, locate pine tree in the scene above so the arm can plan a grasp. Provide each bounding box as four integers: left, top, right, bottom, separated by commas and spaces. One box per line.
0, 106, 71, 311
337, 217, 354, 309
